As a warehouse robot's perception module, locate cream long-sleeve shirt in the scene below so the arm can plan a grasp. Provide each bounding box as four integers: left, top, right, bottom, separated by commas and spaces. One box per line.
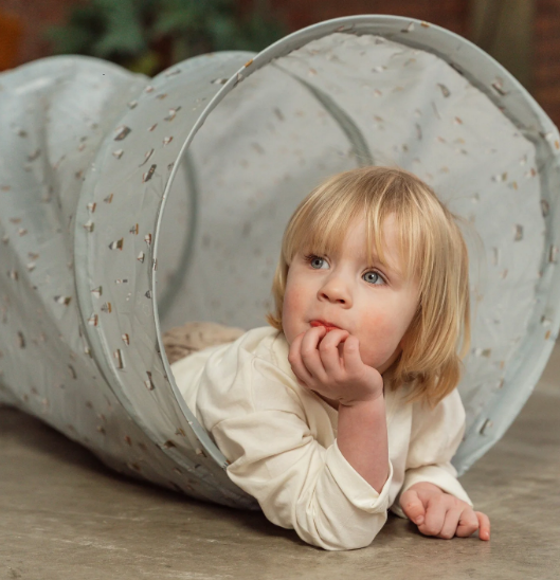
171, 326, 472, 551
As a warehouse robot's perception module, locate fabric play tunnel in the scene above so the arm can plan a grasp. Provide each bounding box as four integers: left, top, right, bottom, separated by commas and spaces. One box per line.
1, 15, 559, 509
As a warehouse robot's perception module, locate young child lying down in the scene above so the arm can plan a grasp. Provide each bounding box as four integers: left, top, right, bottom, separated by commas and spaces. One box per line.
164, 165, 490, 550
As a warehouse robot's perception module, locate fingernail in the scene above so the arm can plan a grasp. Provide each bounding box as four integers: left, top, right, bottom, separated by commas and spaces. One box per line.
416, 516, 424, 525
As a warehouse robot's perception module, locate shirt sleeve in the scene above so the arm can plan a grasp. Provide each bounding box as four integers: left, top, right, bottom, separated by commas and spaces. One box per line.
206, 357, 394, 551
390, 388, 473, 519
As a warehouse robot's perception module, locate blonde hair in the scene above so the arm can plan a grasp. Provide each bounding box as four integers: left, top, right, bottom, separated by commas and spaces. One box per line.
266, 166, 471, 406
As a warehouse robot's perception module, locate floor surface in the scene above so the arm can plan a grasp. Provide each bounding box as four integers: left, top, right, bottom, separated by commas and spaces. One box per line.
1, 345, 559, 580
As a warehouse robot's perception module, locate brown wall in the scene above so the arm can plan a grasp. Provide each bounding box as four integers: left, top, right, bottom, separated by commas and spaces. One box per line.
0, 0, 81, 68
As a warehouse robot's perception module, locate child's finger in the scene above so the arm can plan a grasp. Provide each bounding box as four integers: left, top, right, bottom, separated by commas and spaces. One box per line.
475, 511, 491, 541
400, 489, 426, 525
287, 332, 314, 385
420, 499, 446, 537
454, 507, 480, 538
299, 327, 329, 382
318, 329, 349, 374
341, 335, 363, 373
438, 507, 464, 539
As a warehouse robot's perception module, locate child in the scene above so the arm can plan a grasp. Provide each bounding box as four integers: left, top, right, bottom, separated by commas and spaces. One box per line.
167, 166, 491, 551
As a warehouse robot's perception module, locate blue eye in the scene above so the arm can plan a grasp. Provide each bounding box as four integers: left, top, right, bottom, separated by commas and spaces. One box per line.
305, 254, 328, 269
363, 271, 384, 285
305, 254, 385, 284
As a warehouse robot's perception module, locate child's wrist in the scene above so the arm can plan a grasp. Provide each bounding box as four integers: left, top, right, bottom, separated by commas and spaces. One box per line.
338, 389, 384, 408
407, 481, 443, 494
338, 393, 385, 412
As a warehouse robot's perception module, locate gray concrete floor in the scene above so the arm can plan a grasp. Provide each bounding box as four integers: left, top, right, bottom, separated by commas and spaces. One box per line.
1, 345, 559, 580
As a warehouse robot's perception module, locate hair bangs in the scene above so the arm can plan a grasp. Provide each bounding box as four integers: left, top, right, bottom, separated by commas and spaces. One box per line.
363, 186, 428, 286
283, 182, 366, 266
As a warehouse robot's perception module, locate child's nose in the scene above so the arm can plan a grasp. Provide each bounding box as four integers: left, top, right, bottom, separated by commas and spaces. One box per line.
318, 278, 353, 306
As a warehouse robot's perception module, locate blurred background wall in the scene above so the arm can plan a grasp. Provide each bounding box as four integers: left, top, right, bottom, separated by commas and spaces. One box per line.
0, 0, 558, 127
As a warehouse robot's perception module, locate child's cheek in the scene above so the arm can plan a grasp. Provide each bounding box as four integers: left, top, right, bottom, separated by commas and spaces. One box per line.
282, 286, 306, 343
358, 310, 404, 365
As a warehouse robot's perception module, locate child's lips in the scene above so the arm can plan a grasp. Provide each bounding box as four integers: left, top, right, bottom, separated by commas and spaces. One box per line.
310, 320, 340, 333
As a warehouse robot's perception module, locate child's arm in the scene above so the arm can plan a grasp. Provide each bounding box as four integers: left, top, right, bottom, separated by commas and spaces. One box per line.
391, 388, 491, 540
288, 326, 389, 492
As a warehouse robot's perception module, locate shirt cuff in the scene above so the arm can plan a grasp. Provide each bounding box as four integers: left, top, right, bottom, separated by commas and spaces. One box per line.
325, 439, 394, 514
390, 464, 473, 519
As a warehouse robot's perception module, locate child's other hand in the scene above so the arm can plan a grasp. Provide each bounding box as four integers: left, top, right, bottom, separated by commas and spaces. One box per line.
400, 482, 491, 541
288, 326, 383, 406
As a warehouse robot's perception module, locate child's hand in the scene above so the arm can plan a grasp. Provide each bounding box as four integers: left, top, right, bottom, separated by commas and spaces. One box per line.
400, 482, 491, 541
288, 326, 383, 406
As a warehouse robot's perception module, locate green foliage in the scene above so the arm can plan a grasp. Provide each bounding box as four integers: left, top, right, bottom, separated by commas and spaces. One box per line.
46, 0, 288, 75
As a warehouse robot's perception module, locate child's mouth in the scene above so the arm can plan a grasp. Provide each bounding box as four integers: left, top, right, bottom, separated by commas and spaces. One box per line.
310, 320, 340, 333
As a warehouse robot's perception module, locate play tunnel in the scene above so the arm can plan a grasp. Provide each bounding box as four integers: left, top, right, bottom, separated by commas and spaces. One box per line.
0, 15, 559, 508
